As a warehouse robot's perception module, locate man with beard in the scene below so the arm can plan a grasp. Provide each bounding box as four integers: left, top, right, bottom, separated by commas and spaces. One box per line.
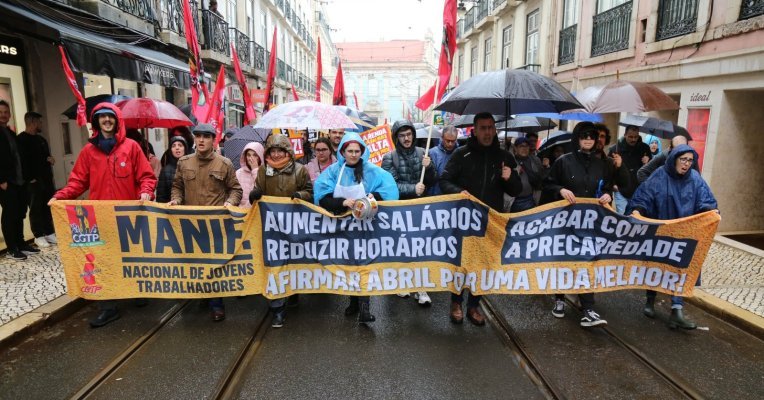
608, 125, 651, 213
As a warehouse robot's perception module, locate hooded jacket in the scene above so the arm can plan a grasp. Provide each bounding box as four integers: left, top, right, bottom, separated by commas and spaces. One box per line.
236, 141, 265, 208
156, 136, 188, 202
54, 103, 156, 201
542, 149, 630, 204
314, 132, 399, 213
428, 139, 458, 195
255, 134, 312, 201
439, 135, 522, 212
628, 145, 717, 219
607, 135, 652, 197
380, 132, 436, 199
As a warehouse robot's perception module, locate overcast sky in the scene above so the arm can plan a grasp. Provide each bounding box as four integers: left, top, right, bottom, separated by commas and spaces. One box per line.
324, 0, 445, 44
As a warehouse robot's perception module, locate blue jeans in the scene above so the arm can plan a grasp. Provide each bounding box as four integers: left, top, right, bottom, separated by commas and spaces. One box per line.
614, 191, 629, 214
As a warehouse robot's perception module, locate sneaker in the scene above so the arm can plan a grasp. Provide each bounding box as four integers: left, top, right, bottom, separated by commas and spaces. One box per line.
580, 309, 607, 327
397, 293, 410, 298
34, 237, 51, 248
19, 245, 40, 255
7, 250, 27, 260
89, 308, 120, 328
272, 311, 285, 328
45, 234, 57, 245
414, 291, 432, 306
552, 300, 565, 318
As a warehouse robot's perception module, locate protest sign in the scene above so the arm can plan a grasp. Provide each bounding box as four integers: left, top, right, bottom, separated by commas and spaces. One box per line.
359, 125, 394, 166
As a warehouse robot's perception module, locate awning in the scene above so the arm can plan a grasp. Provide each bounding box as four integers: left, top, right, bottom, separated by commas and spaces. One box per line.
0, 1, 191, 89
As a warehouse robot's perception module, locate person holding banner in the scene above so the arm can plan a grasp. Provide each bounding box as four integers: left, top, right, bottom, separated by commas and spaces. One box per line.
542, 124, 629, 327
313, 132, 399, 324
306, 137, 336, 183
248, 134, 313, 328
440, 112, 523, 326
48, 103, 157, 328
170, 123, 242, 322
629, 144, 717, 330
382, 120, 437, 306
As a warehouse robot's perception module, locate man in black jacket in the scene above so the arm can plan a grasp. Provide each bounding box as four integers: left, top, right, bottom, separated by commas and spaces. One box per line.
440, 112, 522, 325
607, 125, 651, 213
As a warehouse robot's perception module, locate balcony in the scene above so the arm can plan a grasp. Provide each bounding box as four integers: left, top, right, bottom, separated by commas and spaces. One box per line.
464, 8, 475, 33
656, 0, 698, 41
159, 0, 183, 34
476, 1, 489, 22
101, 0, 156, 23
201, 9, 229, 58
253, 42, 266, 71
558, 24, 576, 65
287, 65, 293, 84
229, 28, 251, 65
277, 59, 286, 80
276, 0, 284, 12
591, 1, 632, 57
456, 19, 464, 39
739, 0, 764, 20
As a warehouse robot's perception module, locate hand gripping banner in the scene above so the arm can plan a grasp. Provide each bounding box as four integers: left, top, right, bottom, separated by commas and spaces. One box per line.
51, 197, 720, 300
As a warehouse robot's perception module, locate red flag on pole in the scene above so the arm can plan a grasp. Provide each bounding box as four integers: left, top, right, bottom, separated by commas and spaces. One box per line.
58, 46, 87, 126
206, 64, 227, 145
353, 92, 360, 110
264, 27, 278, 112
182, 0, 210, 121
231, 43, 257, 125
315, 37, 322, 102
291, 84, 300, 101
415, 0, 457, 110
332, 60, 346, 106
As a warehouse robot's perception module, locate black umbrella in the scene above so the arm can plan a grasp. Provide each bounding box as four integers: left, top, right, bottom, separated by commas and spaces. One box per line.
538, 131, 573, 153
452, 114, 507, 128
223, 125, 270, 170
618, 114, 692, 140
435, 69, 583, 116
62, 94, 131, 119
496, 115, 557, 133
415, 125, 442, 139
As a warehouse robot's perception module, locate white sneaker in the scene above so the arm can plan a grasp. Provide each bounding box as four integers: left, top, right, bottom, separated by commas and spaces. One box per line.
397, 293, 410, 298
34, 237, 51, 248
414, 291, 432, 306
45, 234, 58, 245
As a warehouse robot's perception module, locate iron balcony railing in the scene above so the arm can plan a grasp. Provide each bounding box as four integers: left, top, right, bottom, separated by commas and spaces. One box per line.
476, 0, 489, 22
558, 24, 577, 65
456, 19, 464, 39
287, 65, 293, 83
253, 42, 266, 71
493, 0, 507, 9
740, 0, 764, 20
102, 0, 156, 23
202, 9, 229, 55
159, 0, 183, 34
591, 1, 632, 57
464, 8, 475, 32
277, 59, 286, 80
517, 64, 541, 73
276, 0, 284, 12
229, 28, 251, 65
285, 0, 292, 21
656, 0, 698, 41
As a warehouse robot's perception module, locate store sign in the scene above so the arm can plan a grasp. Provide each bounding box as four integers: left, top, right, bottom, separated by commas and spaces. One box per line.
0, 34, 23, 66
142, 64, 180, 88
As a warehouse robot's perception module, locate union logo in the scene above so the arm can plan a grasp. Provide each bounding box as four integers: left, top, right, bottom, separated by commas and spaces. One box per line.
80, 253, 102, 294
66, 205, 105, 247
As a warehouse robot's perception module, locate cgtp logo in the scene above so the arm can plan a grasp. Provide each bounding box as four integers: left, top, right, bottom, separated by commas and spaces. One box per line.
66, 205, 105, 247
80, 253, 102, 294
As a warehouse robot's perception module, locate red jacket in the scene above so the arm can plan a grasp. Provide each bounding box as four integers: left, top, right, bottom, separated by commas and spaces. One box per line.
54, 103, 156, 200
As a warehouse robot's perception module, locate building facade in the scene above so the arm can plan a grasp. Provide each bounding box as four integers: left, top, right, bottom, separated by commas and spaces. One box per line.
336, 37, 438, 123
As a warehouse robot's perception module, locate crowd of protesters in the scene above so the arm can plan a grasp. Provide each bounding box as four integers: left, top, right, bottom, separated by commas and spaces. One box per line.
1, 100, 717, 332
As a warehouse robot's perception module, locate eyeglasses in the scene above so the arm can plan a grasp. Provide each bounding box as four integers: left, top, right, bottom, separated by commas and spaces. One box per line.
315, 147, 330, 152
398, 133, 413, 139
678, 157, 694, 164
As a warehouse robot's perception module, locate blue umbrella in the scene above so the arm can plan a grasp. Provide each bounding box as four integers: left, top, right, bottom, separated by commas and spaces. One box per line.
62, 94, 132, 119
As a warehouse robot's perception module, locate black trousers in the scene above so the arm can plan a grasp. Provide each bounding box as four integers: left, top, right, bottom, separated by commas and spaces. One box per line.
0, 183, 28, 251
28, 180, 55, 237
556, 293, 595, 310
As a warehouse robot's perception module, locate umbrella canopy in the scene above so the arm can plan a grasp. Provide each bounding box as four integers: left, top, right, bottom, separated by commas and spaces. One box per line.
522, 111, 603, 122
618, 114, 692, 140
115, 98, 193, 129
452, 114, 507, 128
538, 131, 573, 153
223, 125, 271, 170
496, 116, 557, 133
62, 94, 131, 119
415, 125, 443, 139
435, 69, 584, 116
255, 100, 356, 130
576, 81, 679, 113
334, 105, 375, 129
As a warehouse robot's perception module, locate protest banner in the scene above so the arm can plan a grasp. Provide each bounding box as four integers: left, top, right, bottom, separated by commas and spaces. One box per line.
287, 129, 305, 159
51, 197, 719, 300
359, 125, 394, 166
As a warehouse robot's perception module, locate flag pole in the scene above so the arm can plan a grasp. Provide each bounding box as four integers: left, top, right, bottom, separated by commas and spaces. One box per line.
419, 75, 440, 184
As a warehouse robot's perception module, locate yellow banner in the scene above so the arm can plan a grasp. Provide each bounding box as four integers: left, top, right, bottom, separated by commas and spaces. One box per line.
51, 197, 720, 300
359, 125, 394, 166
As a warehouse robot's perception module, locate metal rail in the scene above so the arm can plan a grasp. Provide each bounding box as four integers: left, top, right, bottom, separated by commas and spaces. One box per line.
211, 313, 272, 400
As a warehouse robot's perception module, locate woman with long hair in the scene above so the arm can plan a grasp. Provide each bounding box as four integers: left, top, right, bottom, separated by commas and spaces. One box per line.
306, 136, 336, 183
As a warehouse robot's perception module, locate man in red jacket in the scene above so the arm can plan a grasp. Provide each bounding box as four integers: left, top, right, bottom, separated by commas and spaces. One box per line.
49, 103, 157, 328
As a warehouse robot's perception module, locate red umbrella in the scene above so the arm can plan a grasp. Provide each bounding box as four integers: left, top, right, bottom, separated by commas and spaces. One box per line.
576, 80, 679, 113
115, 98, 194, 129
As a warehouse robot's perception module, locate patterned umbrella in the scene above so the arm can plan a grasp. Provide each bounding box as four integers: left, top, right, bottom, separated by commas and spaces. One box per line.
254, 100, 356, 130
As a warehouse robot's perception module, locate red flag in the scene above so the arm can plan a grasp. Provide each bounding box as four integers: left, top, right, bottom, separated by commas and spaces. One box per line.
182, 0, 210, 121
315, 37, 322, 102
264, 27, 278, 112
415, 0, 457, 110
291, 84, 300, 101
332, 61, 346, 106
58, 46, 87, 126
206, 64, 226, 145
231, 43, 257, 125
353, 92, 360, 110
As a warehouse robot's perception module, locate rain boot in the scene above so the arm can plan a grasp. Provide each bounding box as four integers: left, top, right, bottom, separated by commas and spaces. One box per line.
643, 297, 656, 318
345, 297, 359, 316
358, 302, 376, 324
668, 309, 697, 330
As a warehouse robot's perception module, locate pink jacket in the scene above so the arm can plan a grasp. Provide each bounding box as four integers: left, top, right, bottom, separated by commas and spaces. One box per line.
306, 155, 336, 183
235, 141, 265, 208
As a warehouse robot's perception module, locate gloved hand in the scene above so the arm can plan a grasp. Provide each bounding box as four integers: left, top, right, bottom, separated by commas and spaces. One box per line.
291, 192, 302, 200
249, 187, 263, 204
